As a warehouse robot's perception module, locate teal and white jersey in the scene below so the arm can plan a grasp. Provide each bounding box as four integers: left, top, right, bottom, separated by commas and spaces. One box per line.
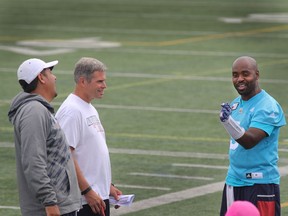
226, 90, 286, 186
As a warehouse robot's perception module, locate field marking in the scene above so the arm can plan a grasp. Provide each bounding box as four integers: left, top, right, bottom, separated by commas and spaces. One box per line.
0, 45, 73, 56
2, 67, 288, 83
279, 148, 288, 152
89, 104, 219, 114
282, 202, 288, 208
109, 148, 227, 159
104, 78, 171, 92
0, 142, 14, 147
6, 12, 288, 38
111, 181, 224, 215
0, 26, 219, 38
122, 25, 288, 46
112, 165, 288, 215
115, 184, 171, 191
16, 38, 121, 49
0, 206, 20, 210
0, 38, 121, 55
172, 163, 227, 170
1, 142, 288, 214
220, 13, 288, 24
109, 132, 228, 142
0, 142, 283, 161
0, 129, 229, 145
2, 97, 288, 120
0, 143, 228, 159
2, 142, 288, 158
109, 133, 288, 145
129, 172, 213, 181
105, 48, 288, 59
9, 24, 287, 48
108, 148, 288, 163
3, 46, 287, 61
66, 103, 288, 120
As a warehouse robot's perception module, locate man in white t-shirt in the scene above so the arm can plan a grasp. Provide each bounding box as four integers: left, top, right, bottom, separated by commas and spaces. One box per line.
56, 57, 122, 216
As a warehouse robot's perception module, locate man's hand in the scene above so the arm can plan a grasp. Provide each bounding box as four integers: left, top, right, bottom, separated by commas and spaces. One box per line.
85, 190, 106, 215
220, 102, 245, 141
110, 184, 122, 209
220, 103, 232, 122
45, 205, 60, 216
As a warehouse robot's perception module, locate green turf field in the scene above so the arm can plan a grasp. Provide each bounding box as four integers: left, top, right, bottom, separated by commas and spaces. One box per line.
1, 0, 288, 215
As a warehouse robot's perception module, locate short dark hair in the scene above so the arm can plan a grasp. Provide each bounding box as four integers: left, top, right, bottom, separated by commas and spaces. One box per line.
19, 77, 39, 93
19, 69, 48, 93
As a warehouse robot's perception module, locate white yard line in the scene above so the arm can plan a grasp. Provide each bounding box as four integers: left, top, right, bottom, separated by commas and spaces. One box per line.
109, 148, 288, 163
115, 184, 171, 191
107, 72, 288, 84
1, 143, 288, 159
0, 45, 73, 56
90, 104, 219, 114
9, 25, 219, 36
0, 142, 14, 148
172, 163, 227, 170
2, 101, 288, 118
111, 181, 225, 215
111, 165, 288, 215
2, 102, 288, 119
1, 68, 288, 84
105, 48, 288, 59
129, 172, 214, 181
0, 100, 220, 114
0, 206, 20, 210
2, 142, 288, 214
279, 148, 288, 152
109, 148, 227, 159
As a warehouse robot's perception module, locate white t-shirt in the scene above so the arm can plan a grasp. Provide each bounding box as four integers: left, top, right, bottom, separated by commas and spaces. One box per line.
56, 94, 111, 202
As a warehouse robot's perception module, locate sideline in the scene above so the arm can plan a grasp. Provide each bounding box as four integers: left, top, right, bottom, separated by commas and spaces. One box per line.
111, 181, 224, 215
112, 165, 288, 215
1, 142, 288, 214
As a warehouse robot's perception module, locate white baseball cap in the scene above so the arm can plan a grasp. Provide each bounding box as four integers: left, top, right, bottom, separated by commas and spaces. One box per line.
17, 58, 58, 84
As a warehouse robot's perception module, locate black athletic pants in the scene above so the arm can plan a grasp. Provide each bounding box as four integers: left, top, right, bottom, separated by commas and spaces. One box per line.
220, 183, 280, 216
78, 199, 110, 216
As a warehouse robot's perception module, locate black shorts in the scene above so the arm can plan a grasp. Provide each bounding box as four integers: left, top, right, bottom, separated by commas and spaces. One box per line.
220, 183, 280, 216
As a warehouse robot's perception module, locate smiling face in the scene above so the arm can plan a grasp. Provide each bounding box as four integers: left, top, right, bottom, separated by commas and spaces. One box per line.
232, 56, 260, 101
83, 70, 107, 102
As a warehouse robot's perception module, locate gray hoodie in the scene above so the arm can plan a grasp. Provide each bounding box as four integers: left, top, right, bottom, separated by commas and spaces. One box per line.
8, 92, 81, 216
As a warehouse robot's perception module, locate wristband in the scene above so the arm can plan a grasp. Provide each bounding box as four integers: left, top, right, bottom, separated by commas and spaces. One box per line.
81, 186, 92, 195
221, 116, 245, 140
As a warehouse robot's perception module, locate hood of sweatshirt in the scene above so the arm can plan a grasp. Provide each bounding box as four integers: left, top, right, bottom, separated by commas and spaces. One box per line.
8, 91, 54, 124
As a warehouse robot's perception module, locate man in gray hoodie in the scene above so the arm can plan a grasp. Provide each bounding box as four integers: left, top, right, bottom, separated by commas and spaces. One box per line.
8, 58, 82, 216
